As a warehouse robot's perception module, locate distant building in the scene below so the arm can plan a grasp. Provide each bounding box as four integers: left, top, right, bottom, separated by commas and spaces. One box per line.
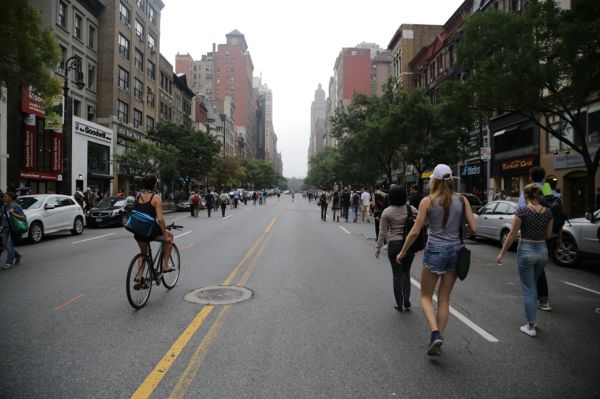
308, 83, 326, 169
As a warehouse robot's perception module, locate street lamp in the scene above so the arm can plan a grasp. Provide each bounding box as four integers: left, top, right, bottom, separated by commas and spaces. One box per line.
61, 56, 85, 195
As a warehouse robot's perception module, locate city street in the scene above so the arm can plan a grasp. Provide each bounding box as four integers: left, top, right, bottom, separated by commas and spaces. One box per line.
1, 196, 599, 399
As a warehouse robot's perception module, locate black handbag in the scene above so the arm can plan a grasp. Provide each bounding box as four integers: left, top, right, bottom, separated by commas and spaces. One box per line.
404, 205, 427, 252
456, 199, 471, 281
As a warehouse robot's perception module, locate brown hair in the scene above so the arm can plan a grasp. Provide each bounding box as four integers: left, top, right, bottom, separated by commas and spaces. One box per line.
523, 183, 541, 204
429, 178, 455, 227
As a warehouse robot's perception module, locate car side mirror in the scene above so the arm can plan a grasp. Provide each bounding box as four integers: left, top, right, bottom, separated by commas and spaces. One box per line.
45, 204, 56, 210
585, 212, 594, 222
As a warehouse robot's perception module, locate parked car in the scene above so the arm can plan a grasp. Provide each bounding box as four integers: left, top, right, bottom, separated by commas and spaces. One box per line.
176, 200, 205, 212
553, 209, 600, 267
86, 196, 134, 227
460, 193, 484, 213
472, 200, 519, 247
16, 194, 85, 243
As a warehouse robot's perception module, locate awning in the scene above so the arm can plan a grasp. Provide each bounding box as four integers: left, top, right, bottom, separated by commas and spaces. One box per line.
493, 124, 519, 137
88, 172, 114, 180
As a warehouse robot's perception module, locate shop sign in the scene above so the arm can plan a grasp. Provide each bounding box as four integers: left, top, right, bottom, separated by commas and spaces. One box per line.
461, 165, 481, 176
22, 114, 36, 170
500, 157, 535, 173
73, 117, 112, 143
21, 86, 45, 118
553, 151, 596, 170
52, 132, 63, 172
45, 95, 64, 130
19, 171, 59, 181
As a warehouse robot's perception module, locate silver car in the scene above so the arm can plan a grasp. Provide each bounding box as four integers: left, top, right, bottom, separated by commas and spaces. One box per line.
473, 200, 518, 247
553, 209, 600, 267
16, 194, 86, 243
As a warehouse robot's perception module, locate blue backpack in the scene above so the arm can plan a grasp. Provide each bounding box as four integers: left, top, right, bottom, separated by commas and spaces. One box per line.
125, 210, 157, 237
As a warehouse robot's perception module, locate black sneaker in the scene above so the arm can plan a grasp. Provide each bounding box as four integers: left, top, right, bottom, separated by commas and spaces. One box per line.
427, 333, 444, 356
404, 301, 411, 310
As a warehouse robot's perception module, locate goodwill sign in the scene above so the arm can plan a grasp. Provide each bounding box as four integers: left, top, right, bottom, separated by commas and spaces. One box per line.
73, 117, 112, 143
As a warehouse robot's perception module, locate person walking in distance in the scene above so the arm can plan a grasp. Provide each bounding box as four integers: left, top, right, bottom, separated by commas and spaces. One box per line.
219, 190, 229, 217
408, 184, 423, 209
351, 190, 360, 223
375, 187, 417, 312
373, 184, 387, 240
518, 166, 565, 312
319, 191, 329, 221
1, 192, 25, 269
360, 187, 371, 222
498, 184, 553, 337
331, 191, 341, 222
341, 188, 351, 222
397, 164, 477, 356
204, 189, 214, 218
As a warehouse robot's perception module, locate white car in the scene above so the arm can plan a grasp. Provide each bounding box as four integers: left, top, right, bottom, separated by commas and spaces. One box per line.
16, 194, 86, 243
553, 209, 600, 267
472, 200, 518, 247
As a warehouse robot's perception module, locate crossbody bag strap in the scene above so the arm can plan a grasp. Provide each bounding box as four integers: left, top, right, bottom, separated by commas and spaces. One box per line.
459, 197, 466, 245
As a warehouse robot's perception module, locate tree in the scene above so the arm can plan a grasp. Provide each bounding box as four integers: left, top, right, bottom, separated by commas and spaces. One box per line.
240, 158, 281, 189
0, 0, 61, 100
209, 156, 245, 189
454, 0, 600, 210
305, 147, 343, 189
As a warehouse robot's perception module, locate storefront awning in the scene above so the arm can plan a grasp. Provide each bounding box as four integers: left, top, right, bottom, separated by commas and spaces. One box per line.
88, 172, 114, 180
493, 124, 519, 137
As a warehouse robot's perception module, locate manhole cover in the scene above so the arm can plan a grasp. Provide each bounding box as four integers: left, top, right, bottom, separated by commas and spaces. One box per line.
184, 286, 253, 305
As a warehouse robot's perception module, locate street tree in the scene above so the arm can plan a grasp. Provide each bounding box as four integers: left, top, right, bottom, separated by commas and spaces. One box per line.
453, 0, 600, 210
0, 0, 61, 100
209, 156, 245, 189
305, 147, 343, 189
240, 158, 281, 189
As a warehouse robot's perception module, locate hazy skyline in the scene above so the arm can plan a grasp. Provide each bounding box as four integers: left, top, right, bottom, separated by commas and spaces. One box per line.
160, 0, 465, 178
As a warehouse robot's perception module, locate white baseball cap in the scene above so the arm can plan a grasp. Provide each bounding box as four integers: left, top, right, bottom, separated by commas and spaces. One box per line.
432, 164, 453, 181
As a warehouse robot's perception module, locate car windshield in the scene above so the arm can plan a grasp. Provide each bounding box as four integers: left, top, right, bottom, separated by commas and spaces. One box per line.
16, 196, 44, 209
97, 197, 126, 208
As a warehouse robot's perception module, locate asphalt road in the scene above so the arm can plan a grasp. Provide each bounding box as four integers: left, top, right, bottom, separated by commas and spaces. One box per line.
0, 196, 599, 399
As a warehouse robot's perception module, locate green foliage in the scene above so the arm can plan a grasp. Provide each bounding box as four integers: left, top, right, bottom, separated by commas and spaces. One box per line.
209, 156, 245, 189
0, 0, 61, 100
455, 0, 600, 209
240, 158, 281, 189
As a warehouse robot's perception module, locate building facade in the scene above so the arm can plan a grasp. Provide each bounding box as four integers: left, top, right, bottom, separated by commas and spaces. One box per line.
308, 83, 326, 168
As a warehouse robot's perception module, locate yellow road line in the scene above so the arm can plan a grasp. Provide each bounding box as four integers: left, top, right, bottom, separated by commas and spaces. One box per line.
130, 306, 214, 399
130, 217, 278, 399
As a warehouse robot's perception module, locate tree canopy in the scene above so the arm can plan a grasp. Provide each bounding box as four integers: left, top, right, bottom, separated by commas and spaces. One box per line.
0, 0, 61, 100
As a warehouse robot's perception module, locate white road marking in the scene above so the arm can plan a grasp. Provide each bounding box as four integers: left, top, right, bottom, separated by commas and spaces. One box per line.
410, 277, 499, 343
224, 215, 233, 220
174, 231, 191, 239
563, 281, 600, 295
338, 226, 351, 234
172, 215, 190, 221
72, 233, 115, 244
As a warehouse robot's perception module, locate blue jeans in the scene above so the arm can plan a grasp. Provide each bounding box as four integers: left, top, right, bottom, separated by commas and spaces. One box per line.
351, 205, 359, 222
387, 240, 415, 307
423, 244, 462, 274
2, 228, 21, 266
517, 241, 548, 324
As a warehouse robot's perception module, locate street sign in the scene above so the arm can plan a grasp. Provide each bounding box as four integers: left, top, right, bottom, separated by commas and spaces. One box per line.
480, 146, 491, 160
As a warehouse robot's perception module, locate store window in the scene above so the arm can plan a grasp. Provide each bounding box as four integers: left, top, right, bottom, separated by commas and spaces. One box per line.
88, 142, 110, 175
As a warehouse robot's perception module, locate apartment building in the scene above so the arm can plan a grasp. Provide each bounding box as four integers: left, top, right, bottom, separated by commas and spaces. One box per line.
158, 53, 173, 124
96, 0, 164, 193
172, 74, 194, 128
308, 83, 326, 167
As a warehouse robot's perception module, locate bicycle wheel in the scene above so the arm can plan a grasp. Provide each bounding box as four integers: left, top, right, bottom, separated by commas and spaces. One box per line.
126, 254, 152, 309
162, 244, 181, 289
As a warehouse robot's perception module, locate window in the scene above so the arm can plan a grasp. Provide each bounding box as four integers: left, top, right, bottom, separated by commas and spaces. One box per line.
58, 2, 67, 28
117, 100, 128, 122
74, 14, 82, 39
147, 116, 154, 130
118, 34, 129, 59
137, 0, 145, 9
494, 202, 513, 214
118, 67, 129, 92
87, 63, 96, 91
135, 48, 144, 71
134, 78, 143, 100
135, 20, 144, 39
73, 99, 81, 117
148, 34, 156, 52
148, 5, 156, 24
148, 61, 155, 80
58, 45, 67, 74
119, 2, 130, 25
133, 109, 142, 128
88, 25, 96, 49
147, 87, 154, 107
88, 142, 110, 174
87, 105, 95, 121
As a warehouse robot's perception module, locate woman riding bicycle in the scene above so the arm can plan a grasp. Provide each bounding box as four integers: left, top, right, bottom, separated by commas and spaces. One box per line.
133, 174, 175, 286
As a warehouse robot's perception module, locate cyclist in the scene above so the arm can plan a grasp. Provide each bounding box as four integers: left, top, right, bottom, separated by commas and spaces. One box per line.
133, 174, 174, 288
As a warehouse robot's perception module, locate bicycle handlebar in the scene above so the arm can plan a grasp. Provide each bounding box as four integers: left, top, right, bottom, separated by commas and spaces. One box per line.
167, 222, 183, 230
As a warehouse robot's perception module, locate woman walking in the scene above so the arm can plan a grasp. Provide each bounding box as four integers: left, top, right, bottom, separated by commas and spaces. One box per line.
331, 191, 341, 222
397, 164, 477, 356
497, 183, 553, 337
1, 192, 25, 269
374, 187, 417, 312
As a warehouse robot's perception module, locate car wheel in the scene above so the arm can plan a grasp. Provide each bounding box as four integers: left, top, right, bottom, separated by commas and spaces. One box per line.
71, 216, 84, 235
29, 221, 44, 243
553, 234, 581, 267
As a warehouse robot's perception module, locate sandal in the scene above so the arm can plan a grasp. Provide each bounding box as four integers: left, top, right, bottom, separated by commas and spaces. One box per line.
162, 266, 176, 273
133, 277, 149, 290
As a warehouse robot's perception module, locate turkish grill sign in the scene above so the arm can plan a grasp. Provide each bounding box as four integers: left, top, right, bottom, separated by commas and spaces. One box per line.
500, 156, 535, 172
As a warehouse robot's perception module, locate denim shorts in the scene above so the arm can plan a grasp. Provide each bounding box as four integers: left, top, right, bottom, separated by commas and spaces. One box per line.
423, 244, 463, 275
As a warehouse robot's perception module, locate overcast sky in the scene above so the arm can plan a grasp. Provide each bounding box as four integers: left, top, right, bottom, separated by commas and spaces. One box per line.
160, 0, 465, 178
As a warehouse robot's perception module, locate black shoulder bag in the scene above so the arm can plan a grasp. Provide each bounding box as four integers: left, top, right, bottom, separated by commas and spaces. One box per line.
404, 205, 427, 253
456, 198, 471, 281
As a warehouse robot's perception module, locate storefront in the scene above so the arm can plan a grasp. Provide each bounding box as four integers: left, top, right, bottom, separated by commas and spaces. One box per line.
493, 156, 536, 197
459, 163, 486, 197
72, 116, 113, 195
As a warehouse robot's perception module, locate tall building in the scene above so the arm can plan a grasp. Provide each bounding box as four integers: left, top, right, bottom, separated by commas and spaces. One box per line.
308, 83, 326, 168
158, 53, 174, 124
96, 0, 165, 193
388, 24, 443, 92
254, 78, 277, 163
213, 30, 256, 157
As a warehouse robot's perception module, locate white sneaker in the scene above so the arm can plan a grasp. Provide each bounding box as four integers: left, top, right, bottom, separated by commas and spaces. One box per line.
538, 300, 552, 312
520, 324, 537, 337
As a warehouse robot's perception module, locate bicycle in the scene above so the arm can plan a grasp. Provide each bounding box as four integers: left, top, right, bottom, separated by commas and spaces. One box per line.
126, 222, 183, 309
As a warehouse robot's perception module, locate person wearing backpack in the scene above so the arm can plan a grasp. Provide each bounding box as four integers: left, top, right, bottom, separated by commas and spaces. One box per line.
1, 192, 25, 269
190, 191, 201, 217
351, 190, 360, 223
374, 187, 418, 312
518, 167, 565, 312
373, 184, 388, 241
319, 191, 328, 221
219, 190, 229, 217
204, 190, 214, 218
